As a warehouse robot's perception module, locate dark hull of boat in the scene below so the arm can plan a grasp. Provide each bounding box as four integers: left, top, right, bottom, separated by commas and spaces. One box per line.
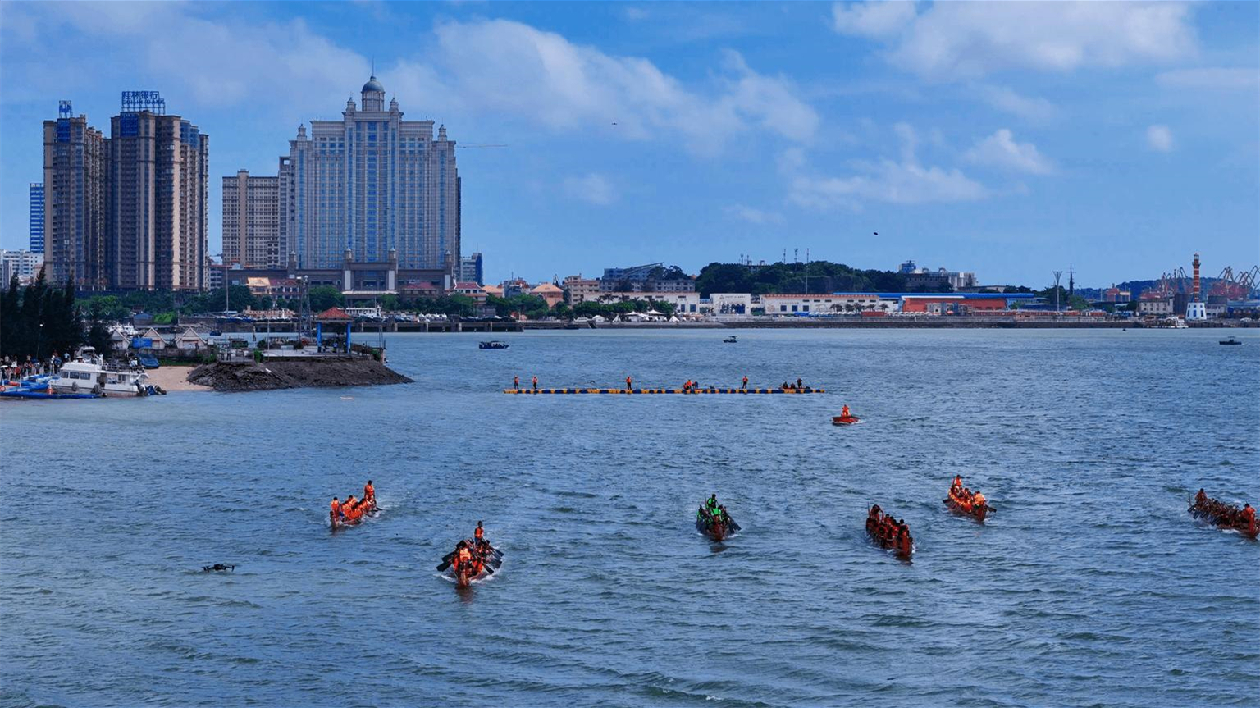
696, 517, 740, 541
832, 416, 860, 426
1190, 506, 1258, 539
697, 519, 726, 541
0, 389, 101, 400
866, 527, 912, 559
944, 498, 988, 523
330, 506, 378, 530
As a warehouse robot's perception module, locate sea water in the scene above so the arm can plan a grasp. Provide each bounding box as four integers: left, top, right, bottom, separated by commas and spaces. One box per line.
2, 328, 1257, 707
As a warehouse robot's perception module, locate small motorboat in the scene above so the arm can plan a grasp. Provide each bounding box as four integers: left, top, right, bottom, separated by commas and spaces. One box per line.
723, 335, 738, 344
1219, 336, 1242, 345
832, 416, 860, 426
478, 340, 509, 350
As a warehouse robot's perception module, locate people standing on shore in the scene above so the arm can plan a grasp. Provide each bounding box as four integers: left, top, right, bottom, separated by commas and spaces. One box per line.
532, 375, 538, 392
513, 375, 519, 390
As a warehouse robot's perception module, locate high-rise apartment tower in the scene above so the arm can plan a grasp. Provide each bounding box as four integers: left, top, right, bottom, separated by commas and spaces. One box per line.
108, 91, 209, 291
279, 75, 460, 274
42, 101, 107, 290
28, 183, 44, 254
222, 170, 280, 268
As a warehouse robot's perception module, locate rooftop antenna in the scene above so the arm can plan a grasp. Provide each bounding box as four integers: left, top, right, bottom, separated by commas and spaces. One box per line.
1053, 271, 1063, 312
805, 248, 810, 294
1068, 267, 1075, 303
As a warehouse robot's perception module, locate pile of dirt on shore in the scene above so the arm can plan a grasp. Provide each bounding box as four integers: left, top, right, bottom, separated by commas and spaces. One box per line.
187, 358, 412, 392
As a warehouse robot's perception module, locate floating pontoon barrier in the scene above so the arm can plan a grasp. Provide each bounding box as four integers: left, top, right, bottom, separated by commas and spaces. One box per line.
503, 388, 825, 395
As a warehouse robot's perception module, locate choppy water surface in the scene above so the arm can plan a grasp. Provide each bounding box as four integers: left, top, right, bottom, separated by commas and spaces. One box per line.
2, 328, 1257, 707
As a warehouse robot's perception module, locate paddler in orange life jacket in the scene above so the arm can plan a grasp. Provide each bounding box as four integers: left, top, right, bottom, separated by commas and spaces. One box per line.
951, 475, 963, 494
454, 541, 473, 573
896, 529, 913, 556
330, 497, 342, 525
364, 480, 376, 509
1244, 503, 1256, 529
973, 491, 986, 509
841, 404, 851, 419
1194, 489, 1207, 507
344, 495, 359, 522
474, 520, 484, 543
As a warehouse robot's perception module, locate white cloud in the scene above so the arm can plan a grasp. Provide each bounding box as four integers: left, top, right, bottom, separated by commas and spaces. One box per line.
977, 85, 1059, 123
622, 7, 650, 22
726, 205, 784, 224
831, 1, 916, 37
5, 8, 817, 156
790, 162, 989, 208
3, 2, 369, 114
1147, 125, 1174, 152
832, 1, 1198, 79
564, 173, 616, 205
965, 129, 1054, 175
399, 20, 818, 154
786, 125, 989, 208
1156, 67, 1260, 92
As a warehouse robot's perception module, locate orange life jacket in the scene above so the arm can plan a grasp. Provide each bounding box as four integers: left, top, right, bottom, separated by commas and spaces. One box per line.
475, 526, 483, 540
364, 484, 374, 501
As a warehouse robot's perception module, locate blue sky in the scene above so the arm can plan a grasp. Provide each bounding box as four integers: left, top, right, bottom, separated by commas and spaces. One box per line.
1, 1, 1257, 287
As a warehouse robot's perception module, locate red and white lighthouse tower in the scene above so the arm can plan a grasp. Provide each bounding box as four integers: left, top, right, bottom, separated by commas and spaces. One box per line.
1186, 252, 1207, 320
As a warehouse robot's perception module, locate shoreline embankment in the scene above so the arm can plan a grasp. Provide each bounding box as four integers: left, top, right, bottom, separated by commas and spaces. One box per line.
186, 357, 412, 392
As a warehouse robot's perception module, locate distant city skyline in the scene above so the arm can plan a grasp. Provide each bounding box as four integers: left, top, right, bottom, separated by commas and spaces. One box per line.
2, 1, 1257, 288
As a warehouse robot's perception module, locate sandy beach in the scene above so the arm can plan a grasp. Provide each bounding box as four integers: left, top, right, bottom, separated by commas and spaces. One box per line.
145, 366, 211, 392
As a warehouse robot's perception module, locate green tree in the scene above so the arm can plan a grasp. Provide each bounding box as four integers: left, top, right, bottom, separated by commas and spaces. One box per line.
309, 286, 344, 312
0, 272, 83, 361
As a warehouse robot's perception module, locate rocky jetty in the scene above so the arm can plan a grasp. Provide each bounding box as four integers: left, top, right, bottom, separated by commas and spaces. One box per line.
187, 357, 411, 392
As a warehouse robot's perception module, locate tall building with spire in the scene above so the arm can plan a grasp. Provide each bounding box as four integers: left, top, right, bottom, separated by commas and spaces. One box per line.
279, 75, 460, 281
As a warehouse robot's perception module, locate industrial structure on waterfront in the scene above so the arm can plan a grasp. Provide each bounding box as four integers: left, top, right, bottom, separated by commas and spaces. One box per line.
41, 93, 209, 291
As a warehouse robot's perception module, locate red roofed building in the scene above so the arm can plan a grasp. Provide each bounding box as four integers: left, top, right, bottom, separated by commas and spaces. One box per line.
316, 306, 352, 321
452, 281, 487, 304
